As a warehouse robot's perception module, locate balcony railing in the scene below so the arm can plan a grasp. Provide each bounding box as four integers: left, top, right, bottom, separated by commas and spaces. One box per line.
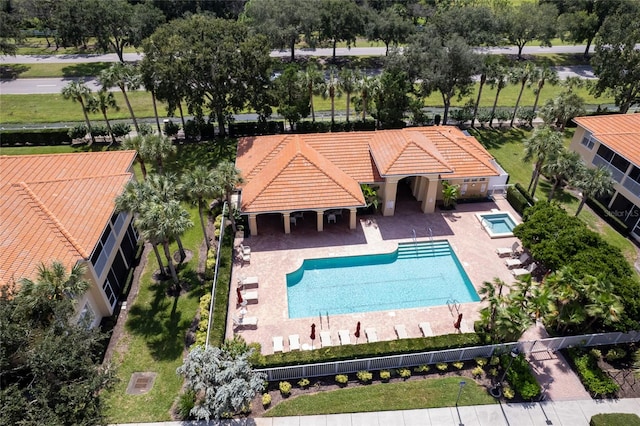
592, 155, 625, 183
623, 176, 640, 198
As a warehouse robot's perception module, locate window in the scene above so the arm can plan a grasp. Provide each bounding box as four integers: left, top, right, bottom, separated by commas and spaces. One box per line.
596, 145, 614, 162
103, 278, 116, 308
78, 302, 96, 328
91, 225, 116, 279
580, 132, 596, 150
111, 212, 127, 235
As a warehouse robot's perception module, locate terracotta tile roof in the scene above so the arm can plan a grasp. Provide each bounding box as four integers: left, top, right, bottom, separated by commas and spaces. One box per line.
236, 127, 499, 214
574, 114, 640, 166
0, 151, 136, 287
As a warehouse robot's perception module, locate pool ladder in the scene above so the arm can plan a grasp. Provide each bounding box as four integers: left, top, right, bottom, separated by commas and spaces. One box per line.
447, 299, 461, 315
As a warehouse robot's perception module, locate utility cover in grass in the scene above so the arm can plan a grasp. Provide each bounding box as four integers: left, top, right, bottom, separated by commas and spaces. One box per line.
126, 372, 157, 395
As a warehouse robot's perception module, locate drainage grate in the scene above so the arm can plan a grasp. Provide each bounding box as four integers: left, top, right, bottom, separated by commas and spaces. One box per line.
126, 372, 157, 395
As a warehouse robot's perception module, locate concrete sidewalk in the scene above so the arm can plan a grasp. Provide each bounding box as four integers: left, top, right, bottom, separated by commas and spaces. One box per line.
118, 398, 640, 426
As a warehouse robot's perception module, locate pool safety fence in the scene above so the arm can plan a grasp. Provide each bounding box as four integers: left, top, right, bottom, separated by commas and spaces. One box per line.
257, 330, 640, 381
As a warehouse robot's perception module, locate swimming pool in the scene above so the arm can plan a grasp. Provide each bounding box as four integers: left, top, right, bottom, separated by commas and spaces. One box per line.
286, 241, 479, 318
476, 211, 519, 238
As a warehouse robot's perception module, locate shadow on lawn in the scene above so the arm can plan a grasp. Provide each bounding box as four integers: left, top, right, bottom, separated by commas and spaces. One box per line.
126, 265, 204, 362
469, 127, 527, 150
166, 139, 237, 174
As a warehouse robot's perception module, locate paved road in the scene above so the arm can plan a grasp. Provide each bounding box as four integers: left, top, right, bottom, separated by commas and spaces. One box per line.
0, 44, 605, 64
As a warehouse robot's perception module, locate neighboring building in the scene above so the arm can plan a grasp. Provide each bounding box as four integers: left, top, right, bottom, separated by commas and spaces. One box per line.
0, 151, 139, 327
570, 114, 640, 242
236, 126, 507, 235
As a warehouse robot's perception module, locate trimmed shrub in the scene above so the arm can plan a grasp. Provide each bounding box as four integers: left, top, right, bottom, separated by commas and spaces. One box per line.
356, 370, 373, 384
176, 389, 196, 420
379, 370, 391, 382
503, 385, 515, 400
335, 374, 348, 385
204, 247, 216, 280
111, 122, 131, 138
1, 128, 72, 146
68, 125, 87, 140
515, 183, 536, 205
605, 347, 627, 362
262, 393, 271, 407
297, 378, 310, 389
471, 366, 484, 378
475, 357, 488, 367
567, 348, 619, 397
503, 354, 541, 400
184, 120, 199, 140
91, 124, 108, 137
414, 364, 430, 373
506, 186, 531, 215
279, 381, 292, 396
193, 293, 212, 348
164, 120, 180, 137
436, 362, 448, 372
397, 368, 411, 379
138, 123, 153, 136
452, 361, 464, 370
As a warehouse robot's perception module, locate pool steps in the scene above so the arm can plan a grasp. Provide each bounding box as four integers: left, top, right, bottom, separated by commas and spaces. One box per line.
397, 241, 451, 259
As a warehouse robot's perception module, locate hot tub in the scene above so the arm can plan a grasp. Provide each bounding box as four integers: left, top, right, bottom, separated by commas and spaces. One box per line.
475, 211, 519, 238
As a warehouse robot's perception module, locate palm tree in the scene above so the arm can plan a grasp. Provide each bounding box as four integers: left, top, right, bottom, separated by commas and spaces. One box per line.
523, 125, 564, 198
356, 73, 379, 122
181, 166, 220, 250
115, 180, 167, 276
509, 62, 536, 127
141, 134, 176, 174
575, 166, 614, 216
99, 63, 141, 132
121, 135, 149, 180
214, 161, 244, 233
322, 68, 341, 125
478, 278, 505, 335
61, 80, 96, 145
88, 90, 119, 146
545, 267, 583, 333
487, 64, 508, 128
301, 63, 324, 122
472, 56, 500, 127
338, 68, 358, 123
583, 275, 624, 330
136, 200, 193, 286
18, 261, 89, 325
543, 149, 583, 201
531, 65, 559, 118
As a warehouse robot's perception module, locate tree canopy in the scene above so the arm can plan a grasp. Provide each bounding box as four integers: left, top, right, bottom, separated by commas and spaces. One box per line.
501, 2, 558, 59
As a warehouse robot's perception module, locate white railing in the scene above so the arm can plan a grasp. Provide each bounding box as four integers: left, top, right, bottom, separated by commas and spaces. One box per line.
257, 330, 640, 381
592, 155, 625, 183
622, 176, 640, 198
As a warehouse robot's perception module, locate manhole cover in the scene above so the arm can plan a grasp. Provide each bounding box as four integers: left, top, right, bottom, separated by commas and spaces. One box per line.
126, 372, 157, 395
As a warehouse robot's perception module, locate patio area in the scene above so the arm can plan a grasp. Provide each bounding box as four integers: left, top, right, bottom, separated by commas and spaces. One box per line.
227, 195, 523, 355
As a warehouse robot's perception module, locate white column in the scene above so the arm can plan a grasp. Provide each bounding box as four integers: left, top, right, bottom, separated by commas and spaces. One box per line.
349, 208, 357, 229
283, 212, 291, 234
248, 214, 258, 236
421, 177, 439, 213
316, 210, 324, 232
382, 178, 399, 216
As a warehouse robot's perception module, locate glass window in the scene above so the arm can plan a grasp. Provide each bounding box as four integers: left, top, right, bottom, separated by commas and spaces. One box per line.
611, 154, 630, 173
629, 166, 640, 183
103, 279, 116, 308
580, 132, 595, 150
596, 145, 614, 162
112, 212, 126, 235
77, 302, 96, 328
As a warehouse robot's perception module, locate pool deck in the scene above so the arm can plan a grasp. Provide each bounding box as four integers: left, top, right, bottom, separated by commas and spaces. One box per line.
227, 196, 522, 354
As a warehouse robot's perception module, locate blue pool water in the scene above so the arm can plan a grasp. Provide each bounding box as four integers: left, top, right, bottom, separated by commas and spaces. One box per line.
286, 241, 479, 319
479, 213, 516, 235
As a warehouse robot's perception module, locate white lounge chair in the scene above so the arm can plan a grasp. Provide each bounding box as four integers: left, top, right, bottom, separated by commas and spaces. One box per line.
394, 324, 408, 339
239, 244, 251, 255
496, 241, 520, 257
242, 290, 258, 303
506, 252, 530, 268
238, 276, 259, 288
232, 316, 258, 328
273, 336, 284, 353
320, 331, 333, 347
365, 328, 378, 343
512, 263, 538, 277
241, 252, 250, 264
419, 322, 434, 337
289, 334, 300, 351
338, 330, 351, 345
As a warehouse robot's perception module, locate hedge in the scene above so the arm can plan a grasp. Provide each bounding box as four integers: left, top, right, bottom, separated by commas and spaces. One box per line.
1, 128, 71, 146
228, 121, 285, 137
258, 333, 481, 368
503, 354, 541, 400
590, 413, 640, 426
566, 348, 619, 397
506, 185, 532, 215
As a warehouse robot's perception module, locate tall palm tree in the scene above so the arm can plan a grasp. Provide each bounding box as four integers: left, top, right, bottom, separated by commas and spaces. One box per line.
136, 200, 193, 286
531, 64, 559, 118
61, 80, 96, 146
141, 134, 176, 174
487, 64, 508, 128
472, 56, 500, 127
322, 68, 341, 125
115, 180, 167, 276
575, 166, 614, 216
523, 125, 564, 198
121, 135, 149, 180
181, 166, 220, 250
301, 63, 324, 122
99, 63, 141, 132
478, 278, 505, 335
356, 73, 379, 122
88, 90, 119, 146
582, 275, 624, 330
545, 267, 583, 332
338, 68, 358, 123
509, 62, 536, 127
543, 149, 583, 201
214, 161, 244, 233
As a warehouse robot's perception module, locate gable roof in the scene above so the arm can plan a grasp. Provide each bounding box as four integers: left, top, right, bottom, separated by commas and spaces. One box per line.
574, 114, 640, 166
236, 127, 499, 214
0, 151, 136, 287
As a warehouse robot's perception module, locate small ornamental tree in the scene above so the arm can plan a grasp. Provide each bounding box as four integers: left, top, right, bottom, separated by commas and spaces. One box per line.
176, 345, 266, 421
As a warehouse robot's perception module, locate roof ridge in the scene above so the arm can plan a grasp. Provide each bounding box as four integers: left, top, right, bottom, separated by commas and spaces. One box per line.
16, 182, 89, 259
450, 133, 498, 174
400, 130, 453, 171
19, 172, 132, 186
0, 150, 137, 160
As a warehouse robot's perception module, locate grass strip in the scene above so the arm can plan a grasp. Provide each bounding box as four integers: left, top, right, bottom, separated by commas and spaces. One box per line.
264, 377, 496, 417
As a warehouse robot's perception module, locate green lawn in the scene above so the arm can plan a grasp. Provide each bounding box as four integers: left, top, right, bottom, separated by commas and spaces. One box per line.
264, 377, 496, 417
14, 37, 138, 56
1, 62, 115, 78
470, 127, 638, 264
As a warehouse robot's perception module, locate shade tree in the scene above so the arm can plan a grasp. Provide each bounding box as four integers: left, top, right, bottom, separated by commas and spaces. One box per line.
365, 6, 414, 55
501, 2, 558, 60
270, 64, 310, 130
319, 0, 366, 62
